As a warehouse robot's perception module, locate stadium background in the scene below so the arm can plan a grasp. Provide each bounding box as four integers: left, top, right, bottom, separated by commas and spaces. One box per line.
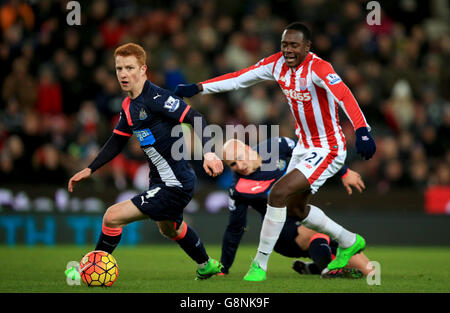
0, 0, 449, 248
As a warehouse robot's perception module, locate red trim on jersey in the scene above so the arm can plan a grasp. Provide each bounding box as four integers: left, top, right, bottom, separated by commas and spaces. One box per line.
280, 65, 309, 149
335, 101, 346, 151
307, 150, 338, 185
315, 83, 338, 150
122, 97, 133, 126
102, 223, 123, 236
179, 105, 191, 123
271, 52, 283, 76
113, 129, 132, 137
299, 60, 322, 148
235, 178, 276, 194
312, 59, 367, 130
309, 233, 330, 245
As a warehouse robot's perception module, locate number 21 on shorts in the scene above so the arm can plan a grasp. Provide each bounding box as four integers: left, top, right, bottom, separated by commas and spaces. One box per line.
304, 151, 324, 166
300, 149, 328, 173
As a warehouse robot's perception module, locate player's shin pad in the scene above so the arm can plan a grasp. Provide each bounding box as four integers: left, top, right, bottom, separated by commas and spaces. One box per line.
257, 205, 286, 254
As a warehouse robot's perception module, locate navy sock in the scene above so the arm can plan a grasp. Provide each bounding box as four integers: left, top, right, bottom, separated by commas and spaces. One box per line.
308, 237, 333, 272
95, 232, 122, 254
174, 225, 209, 264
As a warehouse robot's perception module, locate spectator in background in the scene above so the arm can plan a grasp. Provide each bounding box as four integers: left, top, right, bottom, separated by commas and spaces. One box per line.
36, 66, 62, 116
0, 0, 35, 33
2, 57, 37, 112
0, 0, 448, 194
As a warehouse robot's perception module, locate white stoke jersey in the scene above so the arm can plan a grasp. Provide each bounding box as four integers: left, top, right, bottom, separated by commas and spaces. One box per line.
200, 52, 370, 153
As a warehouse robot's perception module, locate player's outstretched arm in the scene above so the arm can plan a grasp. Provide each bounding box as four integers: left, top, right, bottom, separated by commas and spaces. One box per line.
174, 83, 203, 98
68, 133, 129, 192
339, 167, 366, 195
68, 168, 92, 192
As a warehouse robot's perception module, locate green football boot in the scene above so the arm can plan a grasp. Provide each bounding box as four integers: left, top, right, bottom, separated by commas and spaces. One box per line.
196, 258, 223, 280
327, 234, 366, 271
65, 266, 81, 281
243, 260, 267, 282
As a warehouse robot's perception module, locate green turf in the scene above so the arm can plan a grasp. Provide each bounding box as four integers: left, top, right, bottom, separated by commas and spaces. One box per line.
0, 245, 449, 293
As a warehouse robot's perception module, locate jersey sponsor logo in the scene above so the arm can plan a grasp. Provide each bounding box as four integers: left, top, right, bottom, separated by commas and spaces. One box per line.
164, 96, 180, 112
235, 178, 276, 194
139, 108, 147, 120
326, 73, 342, 85
133, 128, 155, 146
282, 88, 311, 102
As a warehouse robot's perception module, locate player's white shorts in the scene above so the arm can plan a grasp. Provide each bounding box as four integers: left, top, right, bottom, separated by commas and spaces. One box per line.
286, 143, 346, 194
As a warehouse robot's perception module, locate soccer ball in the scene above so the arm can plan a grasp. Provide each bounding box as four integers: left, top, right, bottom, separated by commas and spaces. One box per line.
79, 250, 119, 287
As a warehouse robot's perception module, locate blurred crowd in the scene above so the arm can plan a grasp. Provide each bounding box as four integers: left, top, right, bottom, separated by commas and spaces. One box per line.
0, 0, 449, 195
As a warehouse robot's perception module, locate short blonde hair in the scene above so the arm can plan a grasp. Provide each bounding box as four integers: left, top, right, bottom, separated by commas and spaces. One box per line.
114, 43, 146, 66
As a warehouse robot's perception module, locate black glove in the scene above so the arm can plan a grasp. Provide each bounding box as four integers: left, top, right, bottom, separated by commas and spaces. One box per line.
174, 83, 200, 98
355, 127, 376, 160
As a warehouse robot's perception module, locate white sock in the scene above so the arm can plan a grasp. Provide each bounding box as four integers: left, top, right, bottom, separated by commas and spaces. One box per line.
301, 204, 356, 248
254, 205, 286, 271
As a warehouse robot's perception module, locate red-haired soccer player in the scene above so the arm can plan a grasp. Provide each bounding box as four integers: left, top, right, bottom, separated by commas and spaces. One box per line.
67, 43, 223, 280
175, 22, 376, 281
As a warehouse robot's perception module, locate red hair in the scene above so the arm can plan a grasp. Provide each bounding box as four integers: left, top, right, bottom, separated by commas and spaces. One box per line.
114, 43, 146, 66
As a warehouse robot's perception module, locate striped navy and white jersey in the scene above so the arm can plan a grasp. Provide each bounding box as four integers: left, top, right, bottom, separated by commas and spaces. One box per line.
200, 52, 370, 154
114, 80, 195, 189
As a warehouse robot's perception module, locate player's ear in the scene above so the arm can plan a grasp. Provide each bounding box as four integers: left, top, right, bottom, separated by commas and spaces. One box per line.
305, 40, 311, 52
141, 64, 147, 74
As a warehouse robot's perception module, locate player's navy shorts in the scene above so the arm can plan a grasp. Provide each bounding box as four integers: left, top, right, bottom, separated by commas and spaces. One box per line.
130, 183, 194, 226
274, 218, 338, 258
274, 218, 310, 258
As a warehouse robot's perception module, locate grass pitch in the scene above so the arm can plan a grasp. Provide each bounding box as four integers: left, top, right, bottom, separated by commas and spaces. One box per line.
0, 245, 449, 293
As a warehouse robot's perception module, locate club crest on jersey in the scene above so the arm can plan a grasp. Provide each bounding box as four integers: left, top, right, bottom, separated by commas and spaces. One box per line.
164, 96, 180, 112
299, 78, 307, 90
139, 108, 147, 120
326, 73, 342, 85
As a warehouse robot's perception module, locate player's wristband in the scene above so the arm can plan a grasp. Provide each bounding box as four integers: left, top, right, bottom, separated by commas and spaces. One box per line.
337, 165, 348, 178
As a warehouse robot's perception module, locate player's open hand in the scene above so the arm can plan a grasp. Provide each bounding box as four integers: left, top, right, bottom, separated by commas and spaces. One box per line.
341, 168, 365, 195
203, 152, 223, 177
68, 168, 92, 192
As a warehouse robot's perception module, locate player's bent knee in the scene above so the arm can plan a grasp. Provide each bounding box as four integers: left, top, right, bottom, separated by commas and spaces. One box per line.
157, 221, 180, 239
268, 183, 289, 206
103, 207, 122, 229
158, 226, 177, 239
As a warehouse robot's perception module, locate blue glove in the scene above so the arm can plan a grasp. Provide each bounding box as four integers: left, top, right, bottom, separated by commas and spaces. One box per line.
355, 127, 376, 160
174, 83, 200, 98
